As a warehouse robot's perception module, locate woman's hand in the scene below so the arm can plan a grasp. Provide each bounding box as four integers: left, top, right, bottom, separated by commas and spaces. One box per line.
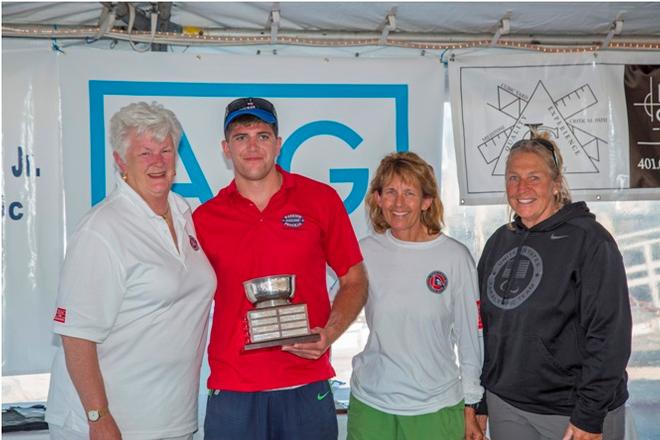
465, 407, 487, 440
561, 422, 602, 440
89, 413, 122, 440
477, 414, 488, 433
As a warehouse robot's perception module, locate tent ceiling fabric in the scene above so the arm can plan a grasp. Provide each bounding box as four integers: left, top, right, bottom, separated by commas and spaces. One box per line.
3, 2, 660, 37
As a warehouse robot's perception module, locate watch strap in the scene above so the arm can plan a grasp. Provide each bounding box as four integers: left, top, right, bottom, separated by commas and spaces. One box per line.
87, 407, 109, 422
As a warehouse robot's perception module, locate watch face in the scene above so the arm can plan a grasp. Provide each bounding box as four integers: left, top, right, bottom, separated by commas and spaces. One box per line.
88, 410, 100, 421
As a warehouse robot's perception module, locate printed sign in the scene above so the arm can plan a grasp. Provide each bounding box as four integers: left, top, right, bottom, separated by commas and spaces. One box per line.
625, 65, 660, 188
449, 51, 660, 204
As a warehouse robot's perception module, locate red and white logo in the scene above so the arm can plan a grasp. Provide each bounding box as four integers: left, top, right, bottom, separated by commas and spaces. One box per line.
54, 307, 67, 323
282, 213, 305, 228
426, 271, 448, 294
189, 235, 200, 251
476, 300, 483, 330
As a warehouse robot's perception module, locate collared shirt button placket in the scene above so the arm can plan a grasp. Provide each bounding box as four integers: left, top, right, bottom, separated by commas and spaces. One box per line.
158, 215, 184, 263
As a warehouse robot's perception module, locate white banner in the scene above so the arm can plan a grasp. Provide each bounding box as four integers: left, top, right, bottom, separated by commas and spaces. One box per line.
449, 50, 660, 205
2, 46, 445, 374
2, 45, 64, 375
59, 49, 444, 239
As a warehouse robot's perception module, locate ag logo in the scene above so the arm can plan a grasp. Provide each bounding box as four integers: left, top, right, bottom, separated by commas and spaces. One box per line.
90, 82, 408, 214
278, 121, 368, 214
426, 271, 448, 294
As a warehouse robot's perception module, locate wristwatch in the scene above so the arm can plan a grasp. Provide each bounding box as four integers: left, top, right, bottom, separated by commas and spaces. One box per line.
87, 407, 109, 422
465, 402, 480, 410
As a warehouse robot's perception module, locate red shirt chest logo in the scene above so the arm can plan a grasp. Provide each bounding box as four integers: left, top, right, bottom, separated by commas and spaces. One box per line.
281, 213, 305, 229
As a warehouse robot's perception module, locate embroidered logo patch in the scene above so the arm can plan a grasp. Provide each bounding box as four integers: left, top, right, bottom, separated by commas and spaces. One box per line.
426, 271, 448, 294
189, 235, 200, 251
54, 307, 67, 323
282, 213, 305, 228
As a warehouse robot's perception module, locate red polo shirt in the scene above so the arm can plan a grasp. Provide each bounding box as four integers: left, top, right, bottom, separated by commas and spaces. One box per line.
193, 166, 363, 391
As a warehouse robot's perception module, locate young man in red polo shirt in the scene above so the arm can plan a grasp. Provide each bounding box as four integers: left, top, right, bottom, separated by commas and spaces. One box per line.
193, 97, 368, 440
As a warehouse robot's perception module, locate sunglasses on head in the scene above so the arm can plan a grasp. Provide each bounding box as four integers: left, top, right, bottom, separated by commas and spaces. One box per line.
510, 136, 559, 169
224, 98, 276, 118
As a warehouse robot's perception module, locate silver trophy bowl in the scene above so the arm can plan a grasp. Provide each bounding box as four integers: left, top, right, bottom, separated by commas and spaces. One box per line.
243, 274, 296, 308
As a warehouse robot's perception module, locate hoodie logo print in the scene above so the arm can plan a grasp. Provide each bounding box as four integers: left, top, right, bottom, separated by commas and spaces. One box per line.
486, 246, 542, 310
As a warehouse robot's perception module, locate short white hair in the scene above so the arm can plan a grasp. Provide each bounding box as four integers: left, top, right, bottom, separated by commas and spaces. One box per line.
109, 101, 182, 159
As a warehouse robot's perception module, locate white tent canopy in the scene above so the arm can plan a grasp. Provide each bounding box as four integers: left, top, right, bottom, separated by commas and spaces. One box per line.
3, 2, 660, 50
3, 5, 660, 440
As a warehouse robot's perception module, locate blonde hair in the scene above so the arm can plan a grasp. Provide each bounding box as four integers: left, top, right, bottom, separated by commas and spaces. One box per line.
505, 132, 572, 225
366, 152, 444, 235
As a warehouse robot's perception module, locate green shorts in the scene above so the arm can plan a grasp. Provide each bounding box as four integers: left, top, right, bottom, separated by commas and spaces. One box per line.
347, 394, 465, 440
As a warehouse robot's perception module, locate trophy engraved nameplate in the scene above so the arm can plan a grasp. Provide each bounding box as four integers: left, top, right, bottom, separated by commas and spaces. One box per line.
243, 274, 321, 350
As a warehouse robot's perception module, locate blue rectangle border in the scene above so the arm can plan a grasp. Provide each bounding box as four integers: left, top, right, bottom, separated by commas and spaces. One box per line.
89, 80, 409, 205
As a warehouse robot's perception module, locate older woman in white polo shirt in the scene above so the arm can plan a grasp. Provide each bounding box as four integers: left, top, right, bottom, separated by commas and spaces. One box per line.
46, 102, 216, 440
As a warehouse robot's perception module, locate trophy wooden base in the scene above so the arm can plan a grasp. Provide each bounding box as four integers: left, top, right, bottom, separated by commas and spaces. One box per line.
244, 303, 320, 351
244, 333, 321, 351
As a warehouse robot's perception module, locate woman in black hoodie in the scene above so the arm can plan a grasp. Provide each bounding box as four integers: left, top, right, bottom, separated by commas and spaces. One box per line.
477, 131, 631, 440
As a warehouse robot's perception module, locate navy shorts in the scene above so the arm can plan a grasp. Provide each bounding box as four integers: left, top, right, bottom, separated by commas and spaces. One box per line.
204, 380, 338, 440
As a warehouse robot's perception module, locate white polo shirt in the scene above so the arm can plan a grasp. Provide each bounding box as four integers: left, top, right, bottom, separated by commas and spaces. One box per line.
351, 231, 484, 415
46, 175, 216, 440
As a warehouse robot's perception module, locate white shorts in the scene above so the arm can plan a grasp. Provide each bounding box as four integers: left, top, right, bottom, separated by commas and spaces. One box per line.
48, 424, 194, 440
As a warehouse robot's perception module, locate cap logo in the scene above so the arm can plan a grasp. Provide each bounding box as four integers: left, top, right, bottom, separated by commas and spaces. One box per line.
426, 271, 448, 294
224, 97, 278, 131
282, 213, 305, 228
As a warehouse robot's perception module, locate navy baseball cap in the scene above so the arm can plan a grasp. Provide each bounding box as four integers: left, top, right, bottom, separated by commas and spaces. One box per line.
224, 97, 278, 131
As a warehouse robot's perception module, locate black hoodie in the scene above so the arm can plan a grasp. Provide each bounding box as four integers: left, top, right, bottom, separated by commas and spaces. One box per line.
477, 202, 631, 434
